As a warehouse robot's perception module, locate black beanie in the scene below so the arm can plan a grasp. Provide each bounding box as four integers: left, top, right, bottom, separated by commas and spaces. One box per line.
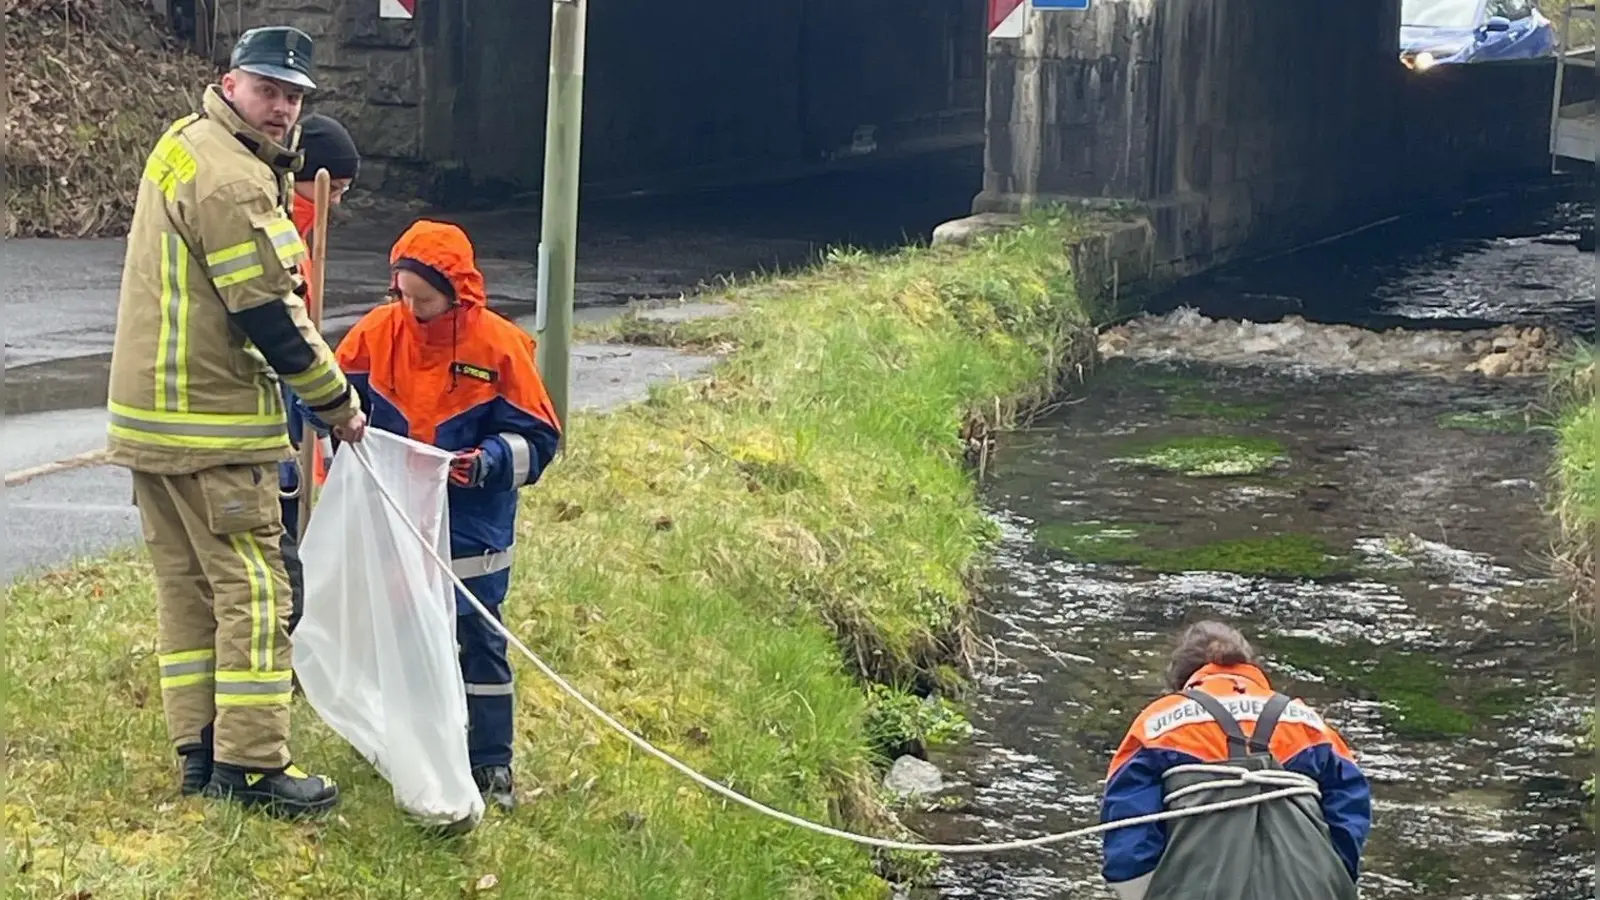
297, 113, 360, 181
393, 258, 456, 299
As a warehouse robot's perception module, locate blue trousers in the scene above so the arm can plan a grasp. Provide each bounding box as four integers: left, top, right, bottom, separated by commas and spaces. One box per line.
457, 602, 514, 769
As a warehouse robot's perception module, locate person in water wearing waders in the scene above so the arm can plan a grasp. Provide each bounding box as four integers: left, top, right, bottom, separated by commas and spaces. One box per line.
1098, 621, 1372, 900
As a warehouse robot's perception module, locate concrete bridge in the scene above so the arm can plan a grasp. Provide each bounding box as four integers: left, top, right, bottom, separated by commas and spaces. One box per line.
168, 0, 1588, 275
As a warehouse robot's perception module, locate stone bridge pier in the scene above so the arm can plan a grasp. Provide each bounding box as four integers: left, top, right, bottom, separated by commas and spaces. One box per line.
977, 0, 1575, 273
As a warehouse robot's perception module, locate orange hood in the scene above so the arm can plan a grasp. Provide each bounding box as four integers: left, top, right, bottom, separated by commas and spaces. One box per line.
388, 219, 487, 310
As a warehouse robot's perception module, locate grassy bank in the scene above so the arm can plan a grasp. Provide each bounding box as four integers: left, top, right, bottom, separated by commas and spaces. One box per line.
1550, 342, 1596, 625
1547, 343, 1596, 806
5, 0, 215, 237
5, 216, 1105, 899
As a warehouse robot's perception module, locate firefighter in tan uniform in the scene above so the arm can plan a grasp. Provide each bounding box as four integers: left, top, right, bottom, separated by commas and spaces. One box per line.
105, 26, 367, 819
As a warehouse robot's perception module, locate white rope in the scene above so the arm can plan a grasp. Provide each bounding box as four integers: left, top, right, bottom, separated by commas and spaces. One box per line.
1161, 765, 1320, 805
345, 441, 1323, 855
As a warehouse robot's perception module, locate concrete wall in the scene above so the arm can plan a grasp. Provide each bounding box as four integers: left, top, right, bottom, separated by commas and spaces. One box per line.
194, 0, 986, 200
421, 0, 987, 198
978, 0, 1578, 274
182, 0, 428, 195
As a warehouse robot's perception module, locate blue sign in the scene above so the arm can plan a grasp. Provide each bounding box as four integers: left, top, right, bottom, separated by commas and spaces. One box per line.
1032, 0, 1090, 8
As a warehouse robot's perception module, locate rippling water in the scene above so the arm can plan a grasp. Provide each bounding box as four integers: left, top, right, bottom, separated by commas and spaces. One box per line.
912, 186, 1594, 899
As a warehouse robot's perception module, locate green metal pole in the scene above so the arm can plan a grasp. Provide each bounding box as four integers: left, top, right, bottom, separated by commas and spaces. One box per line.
535, 0, 589, 442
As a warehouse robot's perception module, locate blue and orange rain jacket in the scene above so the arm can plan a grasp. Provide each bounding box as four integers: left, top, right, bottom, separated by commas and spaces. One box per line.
330, 219, 562, 612
1099, 663, 1372, 892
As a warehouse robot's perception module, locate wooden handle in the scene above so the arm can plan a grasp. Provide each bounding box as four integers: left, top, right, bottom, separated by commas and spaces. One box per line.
308, 167, 331, 328
297, 167, 334, 541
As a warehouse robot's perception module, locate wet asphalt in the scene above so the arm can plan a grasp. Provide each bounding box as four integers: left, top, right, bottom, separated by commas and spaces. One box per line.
1, 147, 985, 583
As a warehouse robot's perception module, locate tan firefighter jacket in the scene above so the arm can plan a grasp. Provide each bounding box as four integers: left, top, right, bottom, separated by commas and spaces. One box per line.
106, 85, 360, 475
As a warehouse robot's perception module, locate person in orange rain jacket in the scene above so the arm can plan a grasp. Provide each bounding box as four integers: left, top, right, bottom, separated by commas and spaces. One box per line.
323, 218, 562, 812
1099, 621, 1371, 900
278, 112, 360, 636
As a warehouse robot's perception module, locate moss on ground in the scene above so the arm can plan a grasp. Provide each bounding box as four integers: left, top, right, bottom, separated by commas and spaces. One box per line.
1113, 435, 1288, 478
1039, 525, 1350, 580
4, 215, 1107, 899
1263, 636, 1524, 740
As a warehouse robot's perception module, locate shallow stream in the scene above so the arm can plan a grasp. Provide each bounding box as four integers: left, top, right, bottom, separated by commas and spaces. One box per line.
913, 182, 1595, 899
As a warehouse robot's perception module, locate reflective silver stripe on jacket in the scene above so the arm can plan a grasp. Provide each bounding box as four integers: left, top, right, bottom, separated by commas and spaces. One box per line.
451, 545, 516, 579
497, 433, 532, 484
465, 682, 515, 696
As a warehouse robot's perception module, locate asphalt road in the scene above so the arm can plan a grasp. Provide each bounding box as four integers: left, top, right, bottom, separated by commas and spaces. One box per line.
1, 148, 985, 584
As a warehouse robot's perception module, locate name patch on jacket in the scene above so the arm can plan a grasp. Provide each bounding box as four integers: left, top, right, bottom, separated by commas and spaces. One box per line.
1144, 695, 1327, 741
452, 362, 498, 384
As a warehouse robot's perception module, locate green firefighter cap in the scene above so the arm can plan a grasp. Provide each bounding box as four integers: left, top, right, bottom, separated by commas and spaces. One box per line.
230, 26, 317, 91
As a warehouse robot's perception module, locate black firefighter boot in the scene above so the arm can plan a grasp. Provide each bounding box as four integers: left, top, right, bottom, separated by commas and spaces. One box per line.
203, 762, 340, 819
176, 724, 214, 797
472, 765, 516, 812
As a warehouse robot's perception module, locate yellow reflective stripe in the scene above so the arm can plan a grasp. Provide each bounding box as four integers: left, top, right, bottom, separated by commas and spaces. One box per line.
174, 237, 191, 411
226, 533, 277, 672
205, 242, 256, 266
275, 235, 308, 268
154, 233, 175, 409
257, 377, 275, 417
283, 361, 345, 407
158, 649, 215, 666
254, 216, 308, 267
207, 240, 267, 288
216, 670, 294, 684
158, 647, 214, 691
262, 218, 298, 240
215, 692, 294, 708
148, 232, 190, 412
108, 401, 282, 428
107, 423, 289, 451
214, 264, 266, 289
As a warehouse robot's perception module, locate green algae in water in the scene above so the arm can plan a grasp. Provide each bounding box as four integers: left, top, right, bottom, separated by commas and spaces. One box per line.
1436, 408, 1536, 435
1040, 526, 1350, 580
1139, 534, 1350, 579
1115, 435, 1288, 478
1034, 521, 1155, 565
1168, 396, 1277, 422
1264, 636, 1501, 740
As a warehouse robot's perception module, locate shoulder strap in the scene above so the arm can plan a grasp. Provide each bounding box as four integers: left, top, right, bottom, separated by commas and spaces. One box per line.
1247, 692, 1293, 755
1182, 689, 1250, 759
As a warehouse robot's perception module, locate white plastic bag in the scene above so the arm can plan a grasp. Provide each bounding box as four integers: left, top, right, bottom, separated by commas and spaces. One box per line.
293, 428, 485, 830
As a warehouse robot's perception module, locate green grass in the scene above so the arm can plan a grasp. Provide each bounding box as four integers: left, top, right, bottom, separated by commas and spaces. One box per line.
4, 215, 1103, 899
1547, 343, 1596, 808
1549, 342, 1596, 626
1112, 435, 1288, 478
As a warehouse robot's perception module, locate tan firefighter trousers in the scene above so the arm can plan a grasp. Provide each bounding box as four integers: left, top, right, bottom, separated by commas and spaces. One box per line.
131, 463, 295, 770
